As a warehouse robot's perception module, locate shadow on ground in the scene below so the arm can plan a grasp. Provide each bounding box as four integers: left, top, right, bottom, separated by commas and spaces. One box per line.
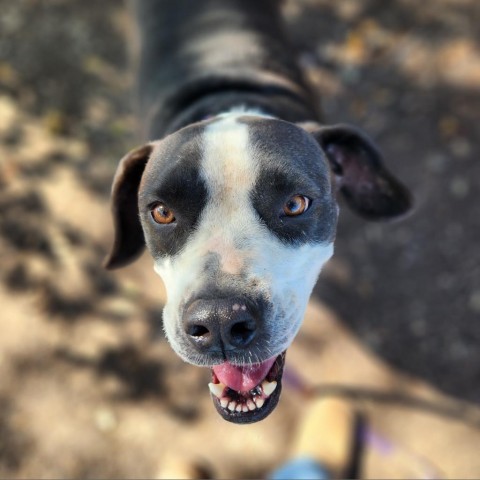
285, 0, 480, 403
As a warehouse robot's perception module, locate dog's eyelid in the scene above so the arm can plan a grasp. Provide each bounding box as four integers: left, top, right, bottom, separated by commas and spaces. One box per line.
146, 199, 167, 210
144, 196, 177, 210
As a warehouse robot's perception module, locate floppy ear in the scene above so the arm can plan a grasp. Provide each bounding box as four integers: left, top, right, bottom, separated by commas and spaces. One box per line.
104, 143, 153, 269
304, 123, 413, 220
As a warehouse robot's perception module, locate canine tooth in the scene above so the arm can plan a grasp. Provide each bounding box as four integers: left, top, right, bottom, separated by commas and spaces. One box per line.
235, 403, 243, 412
262, 380, 277, 397
247, 399, 256, 411
254, 397, 265, 408
220, 398, 229, 408
208, 382, 225, 398
228, 401, 237, 411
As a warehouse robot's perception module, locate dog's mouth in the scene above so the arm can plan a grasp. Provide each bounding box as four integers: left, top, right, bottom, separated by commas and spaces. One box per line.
208, 352, 286, 424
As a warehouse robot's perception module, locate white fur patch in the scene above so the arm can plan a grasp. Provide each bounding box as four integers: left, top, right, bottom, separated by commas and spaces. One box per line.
200, 113, 259, 273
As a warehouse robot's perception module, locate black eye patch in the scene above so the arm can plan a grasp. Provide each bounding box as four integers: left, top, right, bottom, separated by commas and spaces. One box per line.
245, 118, 338, 245
251, 167, 336, 245
140, 163, 208, 257
138, 126, 209, 257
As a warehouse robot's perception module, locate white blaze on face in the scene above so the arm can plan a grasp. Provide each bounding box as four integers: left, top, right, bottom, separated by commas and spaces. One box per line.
200, 114, 260, 274
154, 113, 334, 364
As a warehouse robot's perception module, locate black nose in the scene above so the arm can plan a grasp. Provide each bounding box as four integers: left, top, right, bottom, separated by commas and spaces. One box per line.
183, 298, 259, 353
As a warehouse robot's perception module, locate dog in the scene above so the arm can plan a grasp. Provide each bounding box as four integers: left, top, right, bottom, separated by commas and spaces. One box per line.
105, 0, 412, 424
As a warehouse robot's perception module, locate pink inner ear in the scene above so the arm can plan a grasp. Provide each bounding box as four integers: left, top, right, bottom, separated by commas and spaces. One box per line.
325, 144, 345, 175
312, 125, 412, 219
326, 143, 374, 187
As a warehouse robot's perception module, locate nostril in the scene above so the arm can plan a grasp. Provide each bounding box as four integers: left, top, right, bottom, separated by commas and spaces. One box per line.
187, 324, 210, 338
229, 319, 257, 347
187, 325, 209, 337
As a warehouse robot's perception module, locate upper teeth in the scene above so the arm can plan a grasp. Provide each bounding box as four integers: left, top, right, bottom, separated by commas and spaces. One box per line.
208, 379, 278, 413
208, 382, 225, 398
262, 380, 277, 396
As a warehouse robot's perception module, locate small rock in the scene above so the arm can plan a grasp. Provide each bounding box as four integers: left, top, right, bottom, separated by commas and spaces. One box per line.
411, 319, 427, 337
449, 176, 470, 198
94, 408, 117, 432
439, 116, 460, 137
449, 137, 472, 159
426, 153, 448, 173
469, 291, 480, 314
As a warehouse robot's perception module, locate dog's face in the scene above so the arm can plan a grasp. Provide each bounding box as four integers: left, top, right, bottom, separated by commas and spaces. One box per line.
106, 113, 411, 423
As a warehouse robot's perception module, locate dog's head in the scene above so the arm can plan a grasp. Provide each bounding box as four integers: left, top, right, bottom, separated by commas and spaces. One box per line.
105, 113, 411, 423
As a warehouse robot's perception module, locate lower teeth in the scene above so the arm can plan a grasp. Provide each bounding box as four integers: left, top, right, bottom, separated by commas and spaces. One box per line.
208, 379, 277, 412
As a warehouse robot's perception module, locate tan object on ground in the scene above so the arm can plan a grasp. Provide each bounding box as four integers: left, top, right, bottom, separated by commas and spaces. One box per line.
290, 396, 358, 478
156, 452, 213, 480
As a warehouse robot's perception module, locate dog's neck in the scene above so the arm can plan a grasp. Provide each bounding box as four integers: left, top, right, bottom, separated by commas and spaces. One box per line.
134, 0, 322, 140
163, 85, 318, 136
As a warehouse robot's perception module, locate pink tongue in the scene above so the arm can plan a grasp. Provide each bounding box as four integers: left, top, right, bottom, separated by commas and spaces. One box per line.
212, 356, 277, 392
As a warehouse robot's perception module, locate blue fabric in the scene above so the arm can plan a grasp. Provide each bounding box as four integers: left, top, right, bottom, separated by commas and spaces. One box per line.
269, 457, 331, 480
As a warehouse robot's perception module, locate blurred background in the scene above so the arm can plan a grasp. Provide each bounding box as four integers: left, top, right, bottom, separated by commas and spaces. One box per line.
0, 0, 479, 478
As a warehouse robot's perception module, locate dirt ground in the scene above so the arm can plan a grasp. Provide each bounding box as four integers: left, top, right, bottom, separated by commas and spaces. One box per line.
0, 0, 479, 478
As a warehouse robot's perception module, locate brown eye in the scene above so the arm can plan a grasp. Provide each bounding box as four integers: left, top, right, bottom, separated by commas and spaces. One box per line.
151, 203, 176, 224
283, 195, 310, 217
